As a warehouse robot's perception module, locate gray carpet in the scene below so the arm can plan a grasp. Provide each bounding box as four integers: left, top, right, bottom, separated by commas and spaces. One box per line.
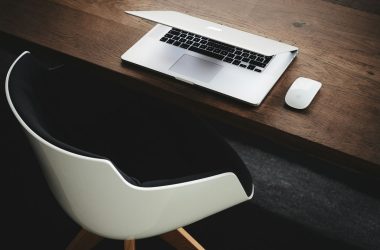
222, 131, 380, 250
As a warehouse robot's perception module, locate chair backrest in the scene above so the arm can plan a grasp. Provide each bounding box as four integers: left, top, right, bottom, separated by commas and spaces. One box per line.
5, 51, 252, 239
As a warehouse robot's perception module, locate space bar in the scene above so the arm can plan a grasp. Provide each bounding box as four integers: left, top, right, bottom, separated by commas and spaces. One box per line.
189, 46, 224, 60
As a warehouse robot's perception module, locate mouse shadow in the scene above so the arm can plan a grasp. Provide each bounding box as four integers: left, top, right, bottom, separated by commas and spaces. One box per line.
283, 102, 311, 114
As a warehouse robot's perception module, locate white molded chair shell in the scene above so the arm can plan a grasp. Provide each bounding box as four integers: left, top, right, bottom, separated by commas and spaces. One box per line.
5, 51, 253, 240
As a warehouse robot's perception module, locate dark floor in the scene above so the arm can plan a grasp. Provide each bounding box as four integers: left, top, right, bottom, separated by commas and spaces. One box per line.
1, 44, 379, 250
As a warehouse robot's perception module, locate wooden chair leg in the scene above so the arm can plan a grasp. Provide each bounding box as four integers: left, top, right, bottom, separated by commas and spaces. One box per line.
160, 227, 205, 250
124, 239, 136, 250
66, 228, 103, 250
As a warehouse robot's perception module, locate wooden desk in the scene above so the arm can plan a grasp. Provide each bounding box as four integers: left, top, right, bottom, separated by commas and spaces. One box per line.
1, 0, 379, 175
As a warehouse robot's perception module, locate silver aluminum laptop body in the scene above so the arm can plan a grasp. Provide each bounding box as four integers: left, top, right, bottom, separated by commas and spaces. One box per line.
121, 11, 298, 106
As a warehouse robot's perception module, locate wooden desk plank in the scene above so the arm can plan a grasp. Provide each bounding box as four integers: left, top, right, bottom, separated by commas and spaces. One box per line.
0, 0, 379, 175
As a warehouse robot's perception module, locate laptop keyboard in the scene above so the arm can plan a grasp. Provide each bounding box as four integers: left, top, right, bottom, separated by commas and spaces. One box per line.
159, 28, 273, 73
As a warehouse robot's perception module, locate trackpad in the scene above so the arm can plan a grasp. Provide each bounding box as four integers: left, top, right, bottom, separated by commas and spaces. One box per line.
169, 54, 222, 83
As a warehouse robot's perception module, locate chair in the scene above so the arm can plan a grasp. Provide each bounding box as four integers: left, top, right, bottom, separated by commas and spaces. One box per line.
5, 51, 253, 249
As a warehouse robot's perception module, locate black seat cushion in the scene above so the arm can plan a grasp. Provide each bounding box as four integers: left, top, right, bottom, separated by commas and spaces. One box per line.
8, 52, 252, 195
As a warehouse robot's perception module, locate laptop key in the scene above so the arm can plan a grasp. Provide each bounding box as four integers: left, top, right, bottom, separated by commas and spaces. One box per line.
189, 46, 224, 60
173, 41, 181, 46
227, 47, 235, 52
223, 57, 233, 63
207, 52, 224, 60
242, 57, 250, 62
206, 41, 215, 47
250, 60, 266, 68
180, 43, 190, 49
239, 64, 247, 68
160, 37, 168, 42
169, 30, 180, 36
220, 50, 228, 56
247, 64, 255, 70
188, 46, 199, 52
263, 56, 272, 64
232, 60, 241, 65
234, 55, 242, 60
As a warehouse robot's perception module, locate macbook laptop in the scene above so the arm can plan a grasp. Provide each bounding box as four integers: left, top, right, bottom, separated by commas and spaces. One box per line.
121, 11, 298, 106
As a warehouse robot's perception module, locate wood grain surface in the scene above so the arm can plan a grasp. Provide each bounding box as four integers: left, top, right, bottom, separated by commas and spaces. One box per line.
0, 0, 379, 175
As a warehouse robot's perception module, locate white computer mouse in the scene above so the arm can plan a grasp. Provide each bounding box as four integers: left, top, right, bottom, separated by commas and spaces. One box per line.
285, 77, 322, 109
